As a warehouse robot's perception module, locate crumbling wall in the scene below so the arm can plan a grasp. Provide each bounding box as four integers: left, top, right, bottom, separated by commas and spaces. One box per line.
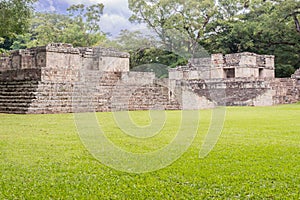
79, 71, 179, 113
292, 69, 300, 83
0, 71, 180, 114
292, 69, 300, 101
0, 43, 299, 114
187, 52, 275, 79
270, 78, 299, 105
0, 44, 132, 114
167, 52, 298, 108
0, 44, 179, 113
0, 47, 47, 72
0, 56, 10, 71
178, 78, 271, 106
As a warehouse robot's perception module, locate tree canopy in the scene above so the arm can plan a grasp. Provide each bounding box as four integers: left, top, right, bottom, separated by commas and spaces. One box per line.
0, 0, 37, 38
129, 0, 218, 54
2, 3, 106, 51
128, 0, 300, 77
203, 0, 300, 77
1, 0, 299, 77
0, 0, 37, 50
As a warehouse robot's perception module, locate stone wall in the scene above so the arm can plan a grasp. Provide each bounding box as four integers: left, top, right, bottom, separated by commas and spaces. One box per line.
0, 44, 141, 114
169, 77, 299, 108
0, 43, 130, 73
0, 48, 180, 114
170, 78, 270, 107
184, 52, 275, 80
292, 69, 300, 83
191, 79, 271, 106
25, 71, 180, 114
0, 69, 41, 81
169, 52, 299, 108
270, 78, 299, 105
0, 44, 299, 114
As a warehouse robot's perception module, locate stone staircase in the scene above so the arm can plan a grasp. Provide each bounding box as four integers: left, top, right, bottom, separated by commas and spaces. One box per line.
0, 70, 181, 114
77, 71, 180, 112
0, 81, 39, 114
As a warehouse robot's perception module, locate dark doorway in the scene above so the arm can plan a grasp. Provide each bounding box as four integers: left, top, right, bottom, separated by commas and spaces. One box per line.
259, 68, 264, 78
224, 68, 235, 78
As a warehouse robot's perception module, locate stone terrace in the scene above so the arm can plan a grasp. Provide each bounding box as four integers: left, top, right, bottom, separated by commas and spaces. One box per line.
0, 44, 299, 114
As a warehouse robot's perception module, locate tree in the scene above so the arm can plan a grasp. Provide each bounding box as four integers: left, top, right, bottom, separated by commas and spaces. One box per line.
129, 0, 300, 77
129, 0, 217, 55
113, 29, 159, 51
66, 3, 105, 46
110, 29, 187, 75
202, 0, 300, 77
10, 3, 106, 49
0, 0, 37, 51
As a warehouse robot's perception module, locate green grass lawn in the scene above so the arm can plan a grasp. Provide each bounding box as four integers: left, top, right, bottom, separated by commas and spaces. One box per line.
1, 104, 300, 199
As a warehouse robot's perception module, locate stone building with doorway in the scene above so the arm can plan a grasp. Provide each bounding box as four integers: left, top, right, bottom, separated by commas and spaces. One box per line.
0, 43, 299, 114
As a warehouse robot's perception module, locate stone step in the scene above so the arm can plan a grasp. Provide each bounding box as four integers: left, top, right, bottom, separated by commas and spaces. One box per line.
0, 101, 32, 106
0, 89, 37, 94
0, 81, 39, 85
0, 97, 33, 103
0, 91, 36, 96
0, 80, 40, 113
0, 108, 28, 114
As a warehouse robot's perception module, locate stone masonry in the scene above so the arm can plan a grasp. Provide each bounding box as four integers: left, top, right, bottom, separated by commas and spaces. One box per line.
0, 44, 179, 114
0, 43, 299, 114
169, 52, 299, 108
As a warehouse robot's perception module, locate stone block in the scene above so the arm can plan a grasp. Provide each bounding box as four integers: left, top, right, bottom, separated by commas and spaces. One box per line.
0, 43, 298, 114
240, 55, 257, 67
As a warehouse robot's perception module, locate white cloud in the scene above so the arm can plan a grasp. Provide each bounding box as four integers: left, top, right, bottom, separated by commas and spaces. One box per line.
60, 0, 149, 36
47, 0, 56, 12
35, 0, 150, 37
35, 0, 57, 12
61, 0, 130, 15
100, 13, 149, 37
100, 13, 130, 35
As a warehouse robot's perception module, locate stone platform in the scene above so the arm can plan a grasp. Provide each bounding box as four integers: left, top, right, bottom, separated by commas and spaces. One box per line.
0, 43, 299, 114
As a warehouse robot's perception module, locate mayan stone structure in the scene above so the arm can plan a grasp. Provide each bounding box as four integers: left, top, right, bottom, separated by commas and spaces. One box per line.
170, 52, 300, 108
0, 43, 299, 114
0, 44, 180, 114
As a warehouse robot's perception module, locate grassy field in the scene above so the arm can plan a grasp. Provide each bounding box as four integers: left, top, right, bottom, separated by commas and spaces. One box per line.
0, 104, 300, 199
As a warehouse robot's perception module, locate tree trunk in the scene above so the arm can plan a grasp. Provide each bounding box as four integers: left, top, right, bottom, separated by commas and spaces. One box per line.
293, 14, 300, 34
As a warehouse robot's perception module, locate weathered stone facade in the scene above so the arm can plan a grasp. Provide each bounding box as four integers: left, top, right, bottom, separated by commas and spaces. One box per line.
0, 43, 299, 114
0, 44, 179, 114
169, 52, 299, 109
292, 69, 300, 83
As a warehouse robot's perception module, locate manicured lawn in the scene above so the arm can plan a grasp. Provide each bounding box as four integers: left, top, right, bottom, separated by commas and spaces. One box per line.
0, 104, 300, 199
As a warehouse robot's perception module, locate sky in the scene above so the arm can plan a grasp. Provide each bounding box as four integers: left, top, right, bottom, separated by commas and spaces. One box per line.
34, 0, 147, 37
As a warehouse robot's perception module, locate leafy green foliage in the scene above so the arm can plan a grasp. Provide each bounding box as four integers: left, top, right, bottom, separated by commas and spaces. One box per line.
129, 0, 217, 54
275, 64, 296, 78
0, 0, 37, 51
67, 3, 104, 34
111, 30, 187, 76
129, 0, 300, 77
9, 4, 106, 49
131, 47, 185, 68
0, 0, 36, 38
113, 30, 159, 51
203, 0, 300, 77
130, 47, 187, 78
0, 105, 300, 198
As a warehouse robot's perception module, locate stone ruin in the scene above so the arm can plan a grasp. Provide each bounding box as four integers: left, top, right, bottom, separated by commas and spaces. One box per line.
0, 43, 299, 114
292, 68, 300, 82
